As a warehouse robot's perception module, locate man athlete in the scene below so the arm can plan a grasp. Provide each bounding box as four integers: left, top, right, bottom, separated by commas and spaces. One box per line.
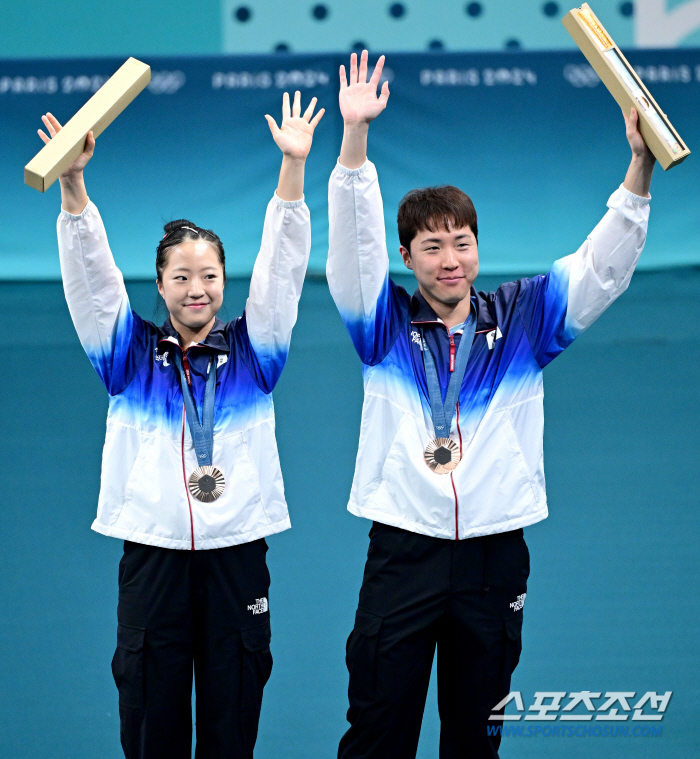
327, 51, 654, 758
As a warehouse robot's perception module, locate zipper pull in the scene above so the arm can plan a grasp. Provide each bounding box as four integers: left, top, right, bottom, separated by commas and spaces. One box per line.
449, 335, 455, 372
182, 352, 192, 385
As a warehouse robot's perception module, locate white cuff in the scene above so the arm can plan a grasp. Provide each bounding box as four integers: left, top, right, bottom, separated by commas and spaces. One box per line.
614, 183, 651, 206
334, 158, 371, 176
60, 199, 92, 220
273, 192, 305, 209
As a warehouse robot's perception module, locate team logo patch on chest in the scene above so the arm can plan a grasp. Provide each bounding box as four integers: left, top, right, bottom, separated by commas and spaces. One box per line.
155, 349, 171, 367
485, 326, 503, 350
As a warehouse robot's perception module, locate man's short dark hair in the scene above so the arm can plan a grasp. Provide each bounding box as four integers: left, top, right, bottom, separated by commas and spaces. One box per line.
397, 185, 478, 251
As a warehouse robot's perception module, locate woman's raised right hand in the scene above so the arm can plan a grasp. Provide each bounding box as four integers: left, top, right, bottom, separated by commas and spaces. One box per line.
38, 113, 95, 177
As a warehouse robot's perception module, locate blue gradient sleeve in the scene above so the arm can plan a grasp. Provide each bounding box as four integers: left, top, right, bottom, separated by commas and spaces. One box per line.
233, 312, 286, 394
84, 307, 153, 396
517, 257, 577, 368
518, 186, 650, 368
338, 276, 412, 366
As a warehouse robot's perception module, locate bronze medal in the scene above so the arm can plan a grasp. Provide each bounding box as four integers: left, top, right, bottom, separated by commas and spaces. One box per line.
188, 465, 226, 502
424, 437, 461, 475
418, 318, 475, 477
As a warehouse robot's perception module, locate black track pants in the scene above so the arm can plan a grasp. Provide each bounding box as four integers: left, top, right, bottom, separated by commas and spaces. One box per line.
112, 539, 273, 759
338, 523, 530, 759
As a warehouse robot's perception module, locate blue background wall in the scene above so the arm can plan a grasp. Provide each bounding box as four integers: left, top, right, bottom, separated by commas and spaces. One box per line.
1, 272, 698, 758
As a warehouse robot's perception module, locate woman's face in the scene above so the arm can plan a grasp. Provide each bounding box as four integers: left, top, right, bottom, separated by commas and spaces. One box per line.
157, 240, 225, 334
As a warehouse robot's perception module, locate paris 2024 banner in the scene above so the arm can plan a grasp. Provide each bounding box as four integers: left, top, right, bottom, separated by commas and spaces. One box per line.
1, 48, 698, 280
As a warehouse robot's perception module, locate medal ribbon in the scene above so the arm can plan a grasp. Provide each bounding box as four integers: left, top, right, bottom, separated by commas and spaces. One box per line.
420, 315, 476, 439
172, 351, 217, 467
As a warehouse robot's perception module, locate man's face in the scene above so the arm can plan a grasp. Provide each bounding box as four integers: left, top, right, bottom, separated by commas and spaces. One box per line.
400, 225, 479, 308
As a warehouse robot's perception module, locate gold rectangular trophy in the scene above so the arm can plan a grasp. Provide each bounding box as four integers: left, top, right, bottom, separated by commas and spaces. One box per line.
562, 4, 690, 170
24, 57, 151, 192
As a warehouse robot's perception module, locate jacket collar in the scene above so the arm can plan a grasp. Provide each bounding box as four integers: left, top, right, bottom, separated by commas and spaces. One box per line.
410, 287, 497, 333
157, 316, 230, 353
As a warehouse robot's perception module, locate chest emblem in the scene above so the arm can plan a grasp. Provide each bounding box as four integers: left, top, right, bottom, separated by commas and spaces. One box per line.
485, 326, 503, 350
155, 349, 171, 367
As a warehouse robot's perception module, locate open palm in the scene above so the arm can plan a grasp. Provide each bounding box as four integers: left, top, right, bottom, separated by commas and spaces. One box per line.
265, 91, 324, 160
339, 50, 390, 125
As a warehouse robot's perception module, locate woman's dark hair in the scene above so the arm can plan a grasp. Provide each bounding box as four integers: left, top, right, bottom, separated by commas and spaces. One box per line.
156, 219, 226, 282
397, 186, 478, 252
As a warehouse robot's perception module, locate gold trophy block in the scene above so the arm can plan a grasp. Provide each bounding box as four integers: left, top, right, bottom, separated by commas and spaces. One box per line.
563, 4, 690, 170
24, 57, 151, 192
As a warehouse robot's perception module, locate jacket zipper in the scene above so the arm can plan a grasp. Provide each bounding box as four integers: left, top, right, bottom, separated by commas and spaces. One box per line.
452, 401, 463, 541
180, 349, 196, 551
448, 330, 459, 540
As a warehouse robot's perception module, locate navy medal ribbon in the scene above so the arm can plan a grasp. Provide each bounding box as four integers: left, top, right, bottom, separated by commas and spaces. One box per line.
172, 350, 226, 502
420, 314, 476, 474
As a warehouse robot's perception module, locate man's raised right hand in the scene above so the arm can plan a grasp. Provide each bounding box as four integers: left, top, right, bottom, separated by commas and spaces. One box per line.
339, 50, 389, 126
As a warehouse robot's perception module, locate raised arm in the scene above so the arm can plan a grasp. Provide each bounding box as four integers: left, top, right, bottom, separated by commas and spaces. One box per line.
519, 108, 655, 367
39, 114, 148, 394
243, 92, 323, 391
327, 52, 407, 366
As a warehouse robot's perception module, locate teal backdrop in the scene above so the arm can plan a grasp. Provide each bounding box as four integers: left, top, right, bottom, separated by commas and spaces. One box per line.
1, 271, 698, 758
2, 47, 699, 280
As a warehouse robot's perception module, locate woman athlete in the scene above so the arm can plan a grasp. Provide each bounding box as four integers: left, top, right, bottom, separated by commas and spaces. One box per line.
37, 91, 324, 759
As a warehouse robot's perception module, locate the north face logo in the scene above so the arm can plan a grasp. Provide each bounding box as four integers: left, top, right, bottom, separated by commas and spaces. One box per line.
247, 597, 268, 615
509, 593, 526, 612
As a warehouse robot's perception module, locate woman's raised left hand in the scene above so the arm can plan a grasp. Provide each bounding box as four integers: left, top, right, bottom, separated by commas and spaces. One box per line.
265, 91, 324, 161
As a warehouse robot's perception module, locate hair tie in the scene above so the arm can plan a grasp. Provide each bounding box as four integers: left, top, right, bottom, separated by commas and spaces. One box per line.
162, 226, 198, 241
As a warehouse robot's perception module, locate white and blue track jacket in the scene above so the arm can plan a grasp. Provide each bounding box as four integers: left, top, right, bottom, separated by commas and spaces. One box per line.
58, 193, 310, 550
327, 160, 650, 540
